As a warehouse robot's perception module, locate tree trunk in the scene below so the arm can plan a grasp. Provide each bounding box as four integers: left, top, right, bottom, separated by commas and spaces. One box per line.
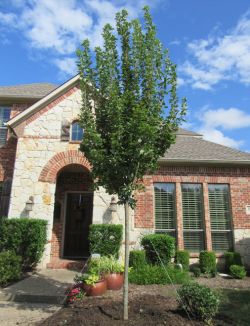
123, 201, 130, 320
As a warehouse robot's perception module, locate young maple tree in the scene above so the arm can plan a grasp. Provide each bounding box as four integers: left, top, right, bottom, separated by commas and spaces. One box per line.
77, 6, 186, 320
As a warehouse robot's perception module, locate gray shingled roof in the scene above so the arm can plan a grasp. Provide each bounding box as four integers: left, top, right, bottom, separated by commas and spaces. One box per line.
162, 134, 250, 162
0, 83, 57, 99
176, 127, 202, 136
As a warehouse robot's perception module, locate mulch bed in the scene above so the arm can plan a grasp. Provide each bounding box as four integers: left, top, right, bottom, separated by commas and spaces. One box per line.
39, 277, 250, 325
40, 294, 202, 325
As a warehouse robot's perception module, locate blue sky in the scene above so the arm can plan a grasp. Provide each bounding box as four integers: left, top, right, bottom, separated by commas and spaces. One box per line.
0, 0, 250, 152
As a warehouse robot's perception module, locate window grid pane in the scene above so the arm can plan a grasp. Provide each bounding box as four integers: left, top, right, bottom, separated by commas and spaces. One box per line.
208, 184, 233, 252
0, 107, 11, 146
71, 122, 83, 141
182, 184, 205, 252
154, 183, 176, 235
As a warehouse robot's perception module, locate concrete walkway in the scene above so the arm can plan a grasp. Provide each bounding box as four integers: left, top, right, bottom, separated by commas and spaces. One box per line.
0, 269, 77, 325
0, 269, 76, 304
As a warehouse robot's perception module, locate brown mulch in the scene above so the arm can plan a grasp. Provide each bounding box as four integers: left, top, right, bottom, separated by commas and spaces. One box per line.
197, 274, 250, 289
40, 294, 202, 326
39, 276, 250, 326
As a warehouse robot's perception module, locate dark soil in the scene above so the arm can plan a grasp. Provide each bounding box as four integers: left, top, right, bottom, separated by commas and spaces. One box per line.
40, 294, 203, 326
39, 276, 250, 326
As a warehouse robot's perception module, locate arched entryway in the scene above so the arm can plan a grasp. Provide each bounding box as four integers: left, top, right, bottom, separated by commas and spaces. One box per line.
51, 164, 93, 261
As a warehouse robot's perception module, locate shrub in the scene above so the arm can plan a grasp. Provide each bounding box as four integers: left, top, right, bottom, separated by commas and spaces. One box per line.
0, 218, 47, 270
89, 224, 123, 258
129, 250, 146, 269
225, 252, 242, 272
191, 266, 201, 278
178, 282, 220, 323
0, 251, 22, 286
175, 250, 190, 271
141, 234, 175, 265
229, 265, 246, 279
199, 251, 216, 275
129, 264, 190, 285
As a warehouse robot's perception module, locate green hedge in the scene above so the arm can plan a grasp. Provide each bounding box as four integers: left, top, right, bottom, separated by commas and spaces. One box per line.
225, 252, 242, 272
0, 218, 47, 270
0, 251, 22, 286
175, 250, 190, 271
129, 264, 190, 285
199, 251, 216, 275
141, 234, 175, 265
129, 250, 146, 269
88, 224, 123, 258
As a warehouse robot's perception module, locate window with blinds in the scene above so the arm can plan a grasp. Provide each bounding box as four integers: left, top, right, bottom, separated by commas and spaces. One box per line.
0, 107, 11, 146
182, 183, 205, 252
208, 184, 233, 252
154, 183, 176, 238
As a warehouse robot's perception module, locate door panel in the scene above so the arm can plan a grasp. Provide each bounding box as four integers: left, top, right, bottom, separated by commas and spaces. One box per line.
64, 192, 93, 258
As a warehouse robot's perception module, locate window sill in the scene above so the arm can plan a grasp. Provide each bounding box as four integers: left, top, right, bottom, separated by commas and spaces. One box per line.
189, 252, 225, 258
69, 141, 81, 144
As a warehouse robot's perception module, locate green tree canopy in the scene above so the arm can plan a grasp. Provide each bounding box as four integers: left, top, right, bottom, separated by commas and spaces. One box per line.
77, 6, 186, 208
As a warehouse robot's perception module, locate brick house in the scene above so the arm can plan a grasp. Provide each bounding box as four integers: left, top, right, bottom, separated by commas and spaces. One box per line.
1, 75, 250, 269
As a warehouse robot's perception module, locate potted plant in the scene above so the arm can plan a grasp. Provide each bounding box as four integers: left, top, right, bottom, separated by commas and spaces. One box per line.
74, 272, 107, 296
100, 256, 124, 290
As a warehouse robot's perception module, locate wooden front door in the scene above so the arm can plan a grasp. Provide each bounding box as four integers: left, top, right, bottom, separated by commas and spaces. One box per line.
64, 192, 93, 258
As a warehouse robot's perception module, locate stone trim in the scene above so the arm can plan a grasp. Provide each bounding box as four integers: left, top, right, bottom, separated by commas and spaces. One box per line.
39, 150, 91, 183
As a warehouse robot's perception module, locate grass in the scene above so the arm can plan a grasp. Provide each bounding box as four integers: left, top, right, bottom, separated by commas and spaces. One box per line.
216, 288, 250, 325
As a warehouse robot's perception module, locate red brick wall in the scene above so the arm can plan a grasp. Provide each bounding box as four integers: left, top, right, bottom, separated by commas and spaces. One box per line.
135, 165, 250, 251
0, 104, 30, 181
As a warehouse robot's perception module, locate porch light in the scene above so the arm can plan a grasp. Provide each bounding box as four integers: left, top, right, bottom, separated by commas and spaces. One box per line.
25, 196, 34, 212
109, 196, 117, 212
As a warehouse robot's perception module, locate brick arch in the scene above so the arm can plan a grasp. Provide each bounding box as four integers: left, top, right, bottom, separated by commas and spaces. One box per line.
39, 150, 91, 183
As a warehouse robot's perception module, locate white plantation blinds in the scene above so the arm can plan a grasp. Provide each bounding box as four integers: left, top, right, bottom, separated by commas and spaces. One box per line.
208, 184, 233, 252
182, 184, 205, 252
0, 107, 11, 146
154, 183, 176, 237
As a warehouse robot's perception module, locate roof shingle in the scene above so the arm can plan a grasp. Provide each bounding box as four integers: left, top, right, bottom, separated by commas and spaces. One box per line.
162, 135, 250, 162
0, 83, 57, 99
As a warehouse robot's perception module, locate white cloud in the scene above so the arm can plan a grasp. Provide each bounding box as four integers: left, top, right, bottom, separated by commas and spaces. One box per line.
200, 107, 250, 130
181, 10, 250, 89
196, 107, 250, 149
54, 57, 77, 76
0, 0, 157, 76
198, 127, 244, 149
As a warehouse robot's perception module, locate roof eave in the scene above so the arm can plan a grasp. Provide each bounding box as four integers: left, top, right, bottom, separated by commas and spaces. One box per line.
158, 158, 250, 165
7, 74, 80, 128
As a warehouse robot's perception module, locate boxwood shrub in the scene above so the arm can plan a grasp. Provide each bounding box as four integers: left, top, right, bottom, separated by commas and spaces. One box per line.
129, 264, 190, 285
0, 218, 47, 270
129, 250, 146, 269
0, 251, 22, 286
199, 251, 216, 275
178, 282, 220, 323
89, 224, 123, 258
141, 234, 175, 265
175, 250, 190, 271
225, 252, 242, 272
229, 264, 246, 279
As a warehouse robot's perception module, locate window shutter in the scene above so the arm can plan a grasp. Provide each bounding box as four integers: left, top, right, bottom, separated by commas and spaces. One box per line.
182, 184, 204, 252
154, 183, 176, 237
208, 184, 233, 252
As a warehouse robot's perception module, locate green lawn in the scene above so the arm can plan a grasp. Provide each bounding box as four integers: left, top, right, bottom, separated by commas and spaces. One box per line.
216, 289, 250, 326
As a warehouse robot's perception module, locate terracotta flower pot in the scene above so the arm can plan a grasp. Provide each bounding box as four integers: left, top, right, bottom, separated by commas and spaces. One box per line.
106, 272, 124, 290
82, 278, 107, 296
